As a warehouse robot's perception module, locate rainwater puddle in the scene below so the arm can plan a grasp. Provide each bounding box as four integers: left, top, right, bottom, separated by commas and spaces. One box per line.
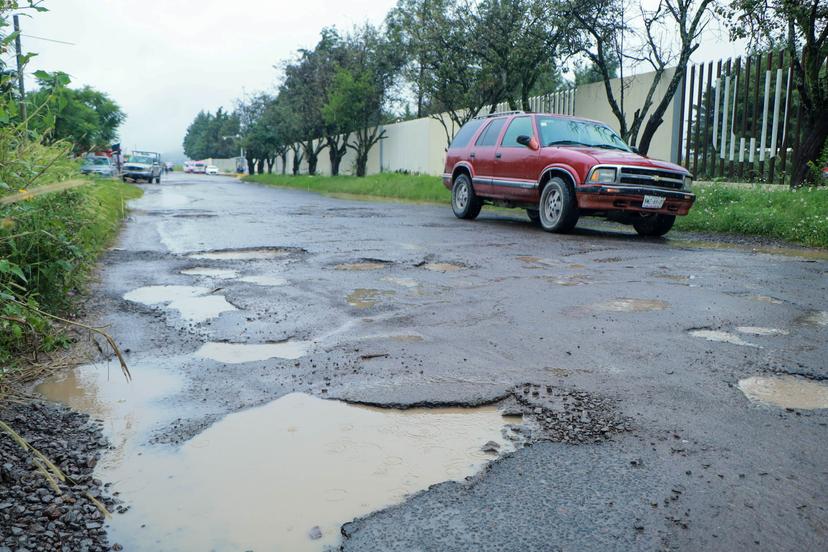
689, 329, 758, 347
801, 311, 828, 327
124, 286, 236, 322
195, 341, 311, 363
592, 298, 668, 312
238, 275, 288, 286
423, 262, 465, 272
751, 295, 783, 305
381, 276, 418, 288
736, 326, 790, 336
346, 288, 395, 309
180, 267, 239, 279
738, 376, 828, 409
335, 261, 389, 271
548, 274, 590, 286
188, 248, 294, 261
46, 391, 515, 552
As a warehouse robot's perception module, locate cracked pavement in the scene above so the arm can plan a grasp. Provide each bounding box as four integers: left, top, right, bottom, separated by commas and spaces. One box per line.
43, 173, 828, 551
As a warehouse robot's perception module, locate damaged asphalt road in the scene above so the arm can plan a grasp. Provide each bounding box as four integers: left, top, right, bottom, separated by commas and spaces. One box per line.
35, 173, 828, 551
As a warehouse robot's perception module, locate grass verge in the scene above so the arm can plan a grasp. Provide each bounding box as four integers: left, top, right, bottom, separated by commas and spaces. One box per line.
244, 172, 449, 203
247, 173, 827, 248
0, 178, 142, 384
675, 184, 828, 248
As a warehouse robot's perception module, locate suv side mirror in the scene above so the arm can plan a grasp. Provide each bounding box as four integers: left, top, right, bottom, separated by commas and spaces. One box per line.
517, 135, 539, 150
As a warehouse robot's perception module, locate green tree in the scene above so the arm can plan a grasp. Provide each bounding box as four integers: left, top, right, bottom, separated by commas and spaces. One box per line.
182, 108, 239, 160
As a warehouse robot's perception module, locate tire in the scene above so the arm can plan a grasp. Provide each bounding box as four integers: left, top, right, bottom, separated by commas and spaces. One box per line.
526, 209, 540, 224
451, 174, 482, 220
538, 177, 579, 233
633, 214, 675, 237
155, 175, 161, 184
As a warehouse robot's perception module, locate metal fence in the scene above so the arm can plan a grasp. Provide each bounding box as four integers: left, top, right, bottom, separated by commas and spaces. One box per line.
676, 51, 804, 184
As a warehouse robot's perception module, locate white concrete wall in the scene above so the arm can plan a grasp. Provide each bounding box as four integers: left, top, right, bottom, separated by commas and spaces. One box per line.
275, 68, 681, 176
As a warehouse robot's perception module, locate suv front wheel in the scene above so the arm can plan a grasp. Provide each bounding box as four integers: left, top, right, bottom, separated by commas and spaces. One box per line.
451, 174, 482, 220
538, 177, 579, 233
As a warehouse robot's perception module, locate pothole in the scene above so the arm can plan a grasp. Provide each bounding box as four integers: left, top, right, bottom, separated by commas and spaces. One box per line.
516, 255, 563, 268
195, 341, 312, 363
736, 326, 790, 336
380, 276, 418, 288
751, 294, 783, 305
738, 376, 828, 409
334, 260, 391, 271
238, 275, 288, 286
346, 289, 395, 309
187, 247, 300, 261
800, 311, 828, 327
123, 285, 236, 322
547, 274, 590, 286
592, 298, 668, 312
51, 392, 516, 552
422, 262, 465, 272
689, 329, 758, 347
181, 267, 239, 279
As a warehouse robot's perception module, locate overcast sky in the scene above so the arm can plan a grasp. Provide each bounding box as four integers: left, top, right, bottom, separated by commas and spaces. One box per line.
21, 0, 743, 161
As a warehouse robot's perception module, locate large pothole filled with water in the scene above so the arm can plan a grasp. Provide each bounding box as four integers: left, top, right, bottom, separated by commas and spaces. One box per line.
37, 364, 517, 552
737, 375, 828, 410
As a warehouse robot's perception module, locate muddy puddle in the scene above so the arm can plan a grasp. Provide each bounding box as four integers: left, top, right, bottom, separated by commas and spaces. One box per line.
800, 311, 828, 327
738, 375, 828, 409
188, 247, 295, 261
750, 295, 784, 305
381, 276, 418, 288
38, 377, 515, 552
335, 261, 389, 271
180, 267, 239, 279
736, 326, 789, 336
195, 341, 311, 363
422, 262, 465, 272
592, 298, 668, 312
689, 329, 758, 347
123, 285, 236, 322
346, 288, 395, 309
237, 274, 288, 286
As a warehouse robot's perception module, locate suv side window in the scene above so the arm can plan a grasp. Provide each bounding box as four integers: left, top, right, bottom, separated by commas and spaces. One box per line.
475, 118, 506, 147
449, 119, 485, 149
500, 116, 534, 147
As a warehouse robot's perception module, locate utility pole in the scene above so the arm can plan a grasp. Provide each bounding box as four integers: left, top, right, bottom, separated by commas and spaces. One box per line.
13, 15, 26, 121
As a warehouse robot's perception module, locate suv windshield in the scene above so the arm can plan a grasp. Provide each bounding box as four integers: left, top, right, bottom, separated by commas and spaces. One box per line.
129, 155, 154, 164
537, 117, 630, 151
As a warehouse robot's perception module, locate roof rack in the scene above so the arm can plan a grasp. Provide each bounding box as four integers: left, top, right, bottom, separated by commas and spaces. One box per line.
473, 110, 525, 119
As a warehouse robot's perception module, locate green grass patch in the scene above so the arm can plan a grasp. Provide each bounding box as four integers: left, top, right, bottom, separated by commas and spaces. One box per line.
1, 178, 142, 371
245, 172, 449, 203
675, 184, 828, 248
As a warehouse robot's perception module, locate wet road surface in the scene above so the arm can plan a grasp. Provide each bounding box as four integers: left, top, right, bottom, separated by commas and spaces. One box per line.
39, 173, 827, 550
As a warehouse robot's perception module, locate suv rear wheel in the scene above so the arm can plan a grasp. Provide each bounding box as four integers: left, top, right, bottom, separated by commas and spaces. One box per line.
633, 214, 675, 237
451, 174, 482, 220
538, 177, 579, 233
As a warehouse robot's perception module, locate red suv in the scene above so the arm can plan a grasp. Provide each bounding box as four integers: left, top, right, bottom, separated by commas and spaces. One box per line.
442, 111, 695, 236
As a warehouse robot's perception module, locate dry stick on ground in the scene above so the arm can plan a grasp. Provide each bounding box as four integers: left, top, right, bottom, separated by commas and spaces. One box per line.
0, 420, 112, 518
9, 297, 131, 381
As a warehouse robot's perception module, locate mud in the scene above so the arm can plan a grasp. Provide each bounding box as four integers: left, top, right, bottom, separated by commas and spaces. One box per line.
592, 298, 668, 312
800, 311, 828, 327
738, 376, 828, 409
735, 326, 790, 336
335, 261, 390, 271
422, 262, 465, 272
187, 247, 298, 261
346, 289, 395, 309
180, 267, 239, 279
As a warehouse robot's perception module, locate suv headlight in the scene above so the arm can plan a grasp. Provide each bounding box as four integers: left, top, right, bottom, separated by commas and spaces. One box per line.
589, 168, 617, 184
682, 176, 692, 191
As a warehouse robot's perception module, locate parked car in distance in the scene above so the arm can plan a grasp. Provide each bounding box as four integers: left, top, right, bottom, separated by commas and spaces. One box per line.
206, 165, 219, 175
184, 161, 194, 173
192, 161, 207, 174
443, 111, 695, 236
80, 155, 115, 177
123, 153, 163, 183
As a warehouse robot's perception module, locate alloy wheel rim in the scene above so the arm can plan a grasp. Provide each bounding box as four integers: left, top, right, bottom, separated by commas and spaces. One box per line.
455, 182, 469, 210
543, 187, 562, 225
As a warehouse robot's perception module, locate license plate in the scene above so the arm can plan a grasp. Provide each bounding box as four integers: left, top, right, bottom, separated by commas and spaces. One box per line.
642, 195, 665, 209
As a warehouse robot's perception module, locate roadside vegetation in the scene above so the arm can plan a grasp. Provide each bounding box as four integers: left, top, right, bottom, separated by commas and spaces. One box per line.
675, 184, 828, 248
245, 172, 448, 202
0, 2, 134, 391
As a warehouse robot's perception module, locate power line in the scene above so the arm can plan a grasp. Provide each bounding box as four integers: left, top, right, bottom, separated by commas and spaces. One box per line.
20, 33, 75, 46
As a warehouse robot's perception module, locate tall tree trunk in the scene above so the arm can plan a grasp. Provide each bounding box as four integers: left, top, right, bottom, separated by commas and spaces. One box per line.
280, 151, 287, 175
306, 152, 318, 175
246, 156, 255, 175
256, 158, 264, 174
266, 156, 275, 174
792, 117, 828, 187
356, 151, 367, 177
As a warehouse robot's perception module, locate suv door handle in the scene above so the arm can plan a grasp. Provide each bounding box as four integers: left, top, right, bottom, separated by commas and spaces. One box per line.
495, 152, 502, 159
469, 152, 476, 159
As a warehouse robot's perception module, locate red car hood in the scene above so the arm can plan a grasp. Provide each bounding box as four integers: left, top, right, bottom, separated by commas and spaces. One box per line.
569, 147, 688, 173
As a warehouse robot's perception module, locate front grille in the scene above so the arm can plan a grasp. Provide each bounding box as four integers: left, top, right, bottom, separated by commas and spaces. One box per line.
619, 167, 684, 189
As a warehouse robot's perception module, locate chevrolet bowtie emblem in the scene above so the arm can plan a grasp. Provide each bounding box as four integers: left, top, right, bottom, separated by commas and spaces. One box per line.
652, 175, 661, 182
